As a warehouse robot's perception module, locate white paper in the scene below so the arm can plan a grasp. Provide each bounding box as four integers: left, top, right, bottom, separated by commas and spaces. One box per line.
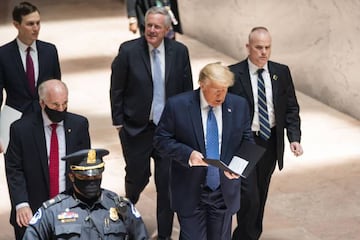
228, 156, 249, 177
0, 105, 22, 153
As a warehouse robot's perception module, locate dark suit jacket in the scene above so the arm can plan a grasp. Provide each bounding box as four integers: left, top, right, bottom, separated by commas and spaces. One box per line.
228, 59, 301, 170
0, 39, 61, 114
110, 36, 193, 136
127, 0, 182, 34
5, 111, 90, 226
153, 89, 254, 216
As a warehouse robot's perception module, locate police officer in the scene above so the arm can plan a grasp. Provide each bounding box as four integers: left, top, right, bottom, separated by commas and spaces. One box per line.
23, 149, 149, 240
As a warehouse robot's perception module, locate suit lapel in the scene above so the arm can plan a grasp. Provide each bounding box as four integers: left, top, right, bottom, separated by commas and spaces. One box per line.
11, 40, 30, 94
33, 114, 50, 190
64, 116, 72, 154
164, 38, 172, 86
268, 61, 279, 107
220, 96, 233, 160
36, 40, 43, 82
140, 37, 152, 76
240, 61, 255, 111
63, 115, 73, 188
188, 90, 206, 154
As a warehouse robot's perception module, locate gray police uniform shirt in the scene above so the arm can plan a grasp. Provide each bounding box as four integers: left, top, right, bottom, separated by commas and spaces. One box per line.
23, 189, 149, 240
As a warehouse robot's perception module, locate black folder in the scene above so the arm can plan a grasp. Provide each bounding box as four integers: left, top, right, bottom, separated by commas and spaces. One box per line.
204, 141, 265, 178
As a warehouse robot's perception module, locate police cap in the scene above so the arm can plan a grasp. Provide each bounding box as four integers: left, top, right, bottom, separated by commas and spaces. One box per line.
62, 149, 109, 176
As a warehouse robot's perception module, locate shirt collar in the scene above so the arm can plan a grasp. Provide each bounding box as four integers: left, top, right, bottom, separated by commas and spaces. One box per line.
148, 40, 165, 54
247, 58, 269, 75
16, 38, 37, 53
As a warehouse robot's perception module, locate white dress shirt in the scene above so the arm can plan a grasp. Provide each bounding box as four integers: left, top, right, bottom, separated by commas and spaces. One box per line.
16, 38, 39, 85
248, 59, 275, 131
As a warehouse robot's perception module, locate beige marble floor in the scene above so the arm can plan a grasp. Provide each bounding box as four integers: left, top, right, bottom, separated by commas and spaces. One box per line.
0, 0, 359, 239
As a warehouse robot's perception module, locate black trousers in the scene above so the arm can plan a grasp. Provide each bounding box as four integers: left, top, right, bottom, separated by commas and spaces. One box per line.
14, 223, 26, 240
232, 129, 277, 240
119, 123, 174, 238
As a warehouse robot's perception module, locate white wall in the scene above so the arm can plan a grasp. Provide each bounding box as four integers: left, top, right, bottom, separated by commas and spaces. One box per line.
178, 0, 360, 120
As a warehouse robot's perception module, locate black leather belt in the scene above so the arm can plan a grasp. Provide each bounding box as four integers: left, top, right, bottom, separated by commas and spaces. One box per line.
252, 127, 276, 137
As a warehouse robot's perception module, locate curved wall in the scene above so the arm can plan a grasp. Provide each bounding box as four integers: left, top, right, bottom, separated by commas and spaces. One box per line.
178, 0, 360, 120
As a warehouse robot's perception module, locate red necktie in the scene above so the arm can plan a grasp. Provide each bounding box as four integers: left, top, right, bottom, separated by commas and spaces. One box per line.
26, 47, 35, 95
49, 123, 59, 198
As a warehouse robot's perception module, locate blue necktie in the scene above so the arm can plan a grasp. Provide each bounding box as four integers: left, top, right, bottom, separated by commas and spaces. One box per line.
206, 106, 220, 190
257, 69, 271, 140
152, 48, 165, 125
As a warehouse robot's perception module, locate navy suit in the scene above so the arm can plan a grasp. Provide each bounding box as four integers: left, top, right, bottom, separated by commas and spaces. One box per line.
5, 111, 90, 239
229, 59, 301, 239
154, 89, 254, 239
0, 39, 61, 114
110, 36, 192, 238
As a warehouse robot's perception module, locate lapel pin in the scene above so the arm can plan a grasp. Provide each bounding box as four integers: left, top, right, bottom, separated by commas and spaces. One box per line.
68, 128, 71, 133
227, 108, 232, 113
272, 74, 278, 81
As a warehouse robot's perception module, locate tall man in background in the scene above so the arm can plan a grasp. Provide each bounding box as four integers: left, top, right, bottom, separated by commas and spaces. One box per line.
229, 27, 303, 240
5, 80, 90, 240
110, 6, 193, 239
126, 0, 182, 39
0, 1, 61, 153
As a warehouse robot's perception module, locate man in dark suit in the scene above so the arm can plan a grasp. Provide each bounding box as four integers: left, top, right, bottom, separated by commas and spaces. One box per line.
229, 26, 303, 240
126, 0, 182, 39
5, 79, 90, 240
154, 63, 254, 240
110, 6, 192, 240
0, 1, 61, 152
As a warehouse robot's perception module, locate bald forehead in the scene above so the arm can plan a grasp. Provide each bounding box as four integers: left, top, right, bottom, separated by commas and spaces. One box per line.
249, 29, 271, 42
45, 80, 67, 91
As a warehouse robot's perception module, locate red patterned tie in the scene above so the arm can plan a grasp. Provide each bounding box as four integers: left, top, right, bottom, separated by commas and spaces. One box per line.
49, 123, 59, 198
26, 47, 35, 95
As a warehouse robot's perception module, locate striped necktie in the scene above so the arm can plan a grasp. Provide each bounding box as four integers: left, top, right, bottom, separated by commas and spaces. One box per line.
257, 68, 271, 140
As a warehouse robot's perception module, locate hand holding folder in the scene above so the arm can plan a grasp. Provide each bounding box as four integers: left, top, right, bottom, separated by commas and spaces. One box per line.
204, 141, 265, 178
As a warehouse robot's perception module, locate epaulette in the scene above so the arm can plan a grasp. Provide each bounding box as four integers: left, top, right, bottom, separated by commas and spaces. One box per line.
118, 196, 131, 205
42, 194, 68, 209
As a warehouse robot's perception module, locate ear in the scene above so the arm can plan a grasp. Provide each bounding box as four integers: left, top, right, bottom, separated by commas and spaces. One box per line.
39, 100, 45, 109
13, 21, 20, 29
68, 173, 75, 182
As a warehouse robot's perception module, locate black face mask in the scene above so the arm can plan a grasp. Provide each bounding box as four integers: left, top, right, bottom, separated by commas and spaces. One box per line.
73, 177, 102, 199
44, 105, 67, 123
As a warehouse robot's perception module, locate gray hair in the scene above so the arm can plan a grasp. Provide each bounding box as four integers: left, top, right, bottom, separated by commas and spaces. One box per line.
145, 6, 172, 28
38, 79, 68, 101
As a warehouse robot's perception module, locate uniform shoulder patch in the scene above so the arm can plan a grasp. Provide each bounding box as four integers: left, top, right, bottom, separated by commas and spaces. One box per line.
43, 194, 68, 209
29, 209, 42, 225
130, 203, 141, 218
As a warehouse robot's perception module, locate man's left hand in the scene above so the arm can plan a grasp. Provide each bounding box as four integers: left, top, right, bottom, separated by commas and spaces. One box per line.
290, 142, 303, 157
